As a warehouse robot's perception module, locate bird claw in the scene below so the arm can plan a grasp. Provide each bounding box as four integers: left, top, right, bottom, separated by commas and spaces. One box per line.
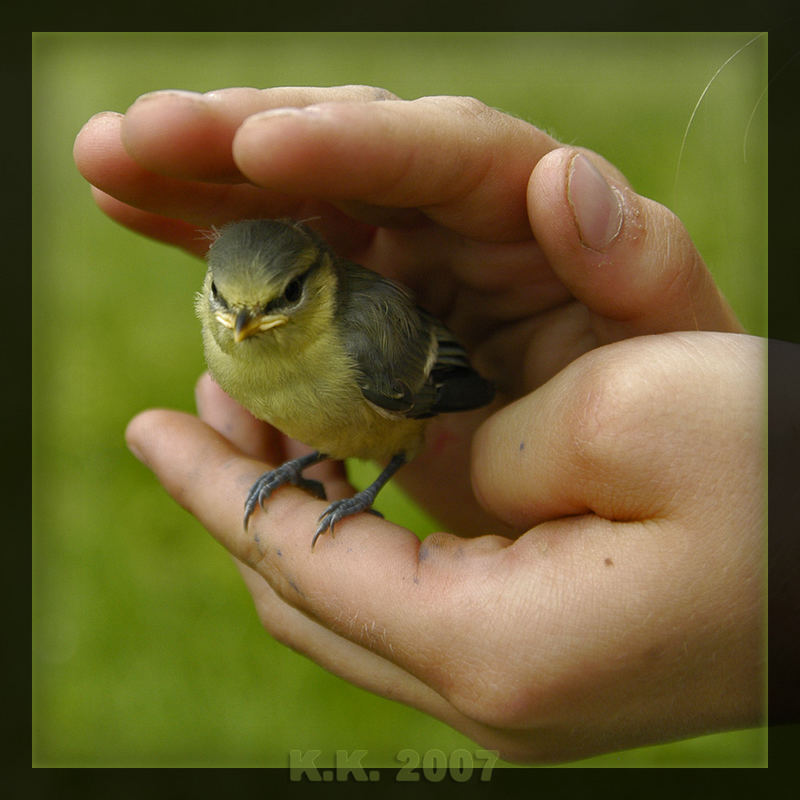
244, 451, 402, 547
311, 497, 383, 547
243, 461, 327, 529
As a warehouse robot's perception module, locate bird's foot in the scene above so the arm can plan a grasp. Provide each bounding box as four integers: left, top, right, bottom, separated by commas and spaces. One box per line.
312, 494, 384, 548
243, 452, 327, 529
311, 453, 407, 548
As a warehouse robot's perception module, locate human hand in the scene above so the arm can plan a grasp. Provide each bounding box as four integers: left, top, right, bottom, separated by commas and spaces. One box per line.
74, 85, 743, 535
126, 331, 764, 763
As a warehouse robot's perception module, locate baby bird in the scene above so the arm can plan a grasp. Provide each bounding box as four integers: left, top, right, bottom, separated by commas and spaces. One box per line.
196, 219, 494, 547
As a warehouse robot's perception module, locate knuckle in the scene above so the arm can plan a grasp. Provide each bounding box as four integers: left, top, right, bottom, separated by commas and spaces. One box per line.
423, 606, 552, 729
447, 678, 527, 729
239, 530, 269, 571
441, 656, 554, 730
419, 94, 494, 120
368, 86, 400, 101
340, 84, 399, 102
449, 94, 494, 119
563, 350, 650, 473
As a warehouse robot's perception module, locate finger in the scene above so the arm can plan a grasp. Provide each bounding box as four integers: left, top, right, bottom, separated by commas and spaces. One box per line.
232, 96, 560, 241
123, 406, 502, 701
527, 147, 743, 337
232, 558, 480, 736
189, 376, 457, 711
471, 331, 758, 530
88, 185, 373, 260
90, 187, 212, 256
125, 409, 285, 562
188, 383, 440, 708
121, 85, 400, 182
124, 406, 411, 581
234, 557, 541, 762
125, 402, 515, 746
471, 335, 681, 530
128, 395, 533, 753
73, 111, 304, 226
123, 408, 422, 656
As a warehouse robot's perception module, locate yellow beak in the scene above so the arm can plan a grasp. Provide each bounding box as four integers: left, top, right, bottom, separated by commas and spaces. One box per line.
215, 310, 288, 342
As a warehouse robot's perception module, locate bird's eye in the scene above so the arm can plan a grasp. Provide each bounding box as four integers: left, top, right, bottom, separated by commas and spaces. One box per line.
210, 281, 228, 308
283, 275, 304, 304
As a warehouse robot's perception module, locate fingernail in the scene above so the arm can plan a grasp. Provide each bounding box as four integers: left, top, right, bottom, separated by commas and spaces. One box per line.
134, 89, 205, 104
248, 105, 329, 124
567, 154, 623, 251
250, 107, 307, 120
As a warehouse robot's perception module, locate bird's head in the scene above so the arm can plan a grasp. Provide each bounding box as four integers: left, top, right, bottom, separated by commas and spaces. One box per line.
198, 219, 338, 353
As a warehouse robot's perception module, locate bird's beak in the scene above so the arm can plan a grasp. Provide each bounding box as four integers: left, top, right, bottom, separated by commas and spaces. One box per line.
215, 309, 288, 342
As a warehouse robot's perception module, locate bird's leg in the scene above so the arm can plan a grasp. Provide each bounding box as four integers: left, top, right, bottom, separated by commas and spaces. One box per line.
312, 453, 407, 548
244, 451, 328, 529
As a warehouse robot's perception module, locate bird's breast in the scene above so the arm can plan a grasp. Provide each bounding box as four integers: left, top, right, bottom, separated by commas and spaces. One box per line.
203, 326, 425, 462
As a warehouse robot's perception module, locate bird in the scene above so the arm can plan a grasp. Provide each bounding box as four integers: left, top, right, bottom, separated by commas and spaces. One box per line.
196, 218, 495, 547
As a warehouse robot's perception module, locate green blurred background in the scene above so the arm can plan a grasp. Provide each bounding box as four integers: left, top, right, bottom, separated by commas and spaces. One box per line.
32, 32, 767, 768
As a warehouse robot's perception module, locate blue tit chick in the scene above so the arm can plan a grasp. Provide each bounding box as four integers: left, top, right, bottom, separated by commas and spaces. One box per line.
196, 219, 494, 547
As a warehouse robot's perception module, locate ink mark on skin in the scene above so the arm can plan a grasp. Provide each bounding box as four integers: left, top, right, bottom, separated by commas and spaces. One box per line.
253, 532, 266, 555
519, 441, 525, 451
287, 577, 306, 599
414, 540, 431, 584
275, 548, 282, 557
604, 557, 614, 567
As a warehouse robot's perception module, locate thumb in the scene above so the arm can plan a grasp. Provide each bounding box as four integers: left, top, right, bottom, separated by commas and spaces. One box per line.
527, 147, 742, 337
470, 332, 755, 531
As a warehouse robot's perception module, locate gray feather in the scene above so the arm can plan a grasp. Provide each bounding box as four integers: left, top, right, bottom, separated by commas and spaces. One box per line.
337, 260, 494, 419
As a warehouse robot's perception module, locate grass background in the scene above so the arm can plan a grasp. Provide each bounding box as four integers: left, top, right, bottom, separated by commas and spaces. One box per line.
32, 32, 767, 768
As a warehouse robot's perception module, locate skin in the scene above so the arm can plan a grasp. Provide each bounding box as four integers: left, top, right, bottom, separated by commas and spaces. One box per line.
73, 86, 764, 763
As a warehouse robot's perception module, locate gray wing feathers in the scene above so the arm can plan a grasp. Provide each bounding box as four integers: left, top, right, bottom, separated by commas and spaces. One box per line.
339, 262, 494, 419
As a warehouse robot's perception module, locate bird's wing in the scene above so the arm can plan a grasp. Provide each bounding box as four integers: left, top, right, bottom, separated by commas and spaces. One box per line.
418, 311, 495, 417
339, 266, 494, 419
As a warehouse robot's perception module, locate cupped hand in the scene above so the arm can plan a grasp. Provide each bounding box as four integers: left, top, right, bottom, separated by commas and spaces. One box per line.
74, 86, 743, 534
126, 332, 765, 763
